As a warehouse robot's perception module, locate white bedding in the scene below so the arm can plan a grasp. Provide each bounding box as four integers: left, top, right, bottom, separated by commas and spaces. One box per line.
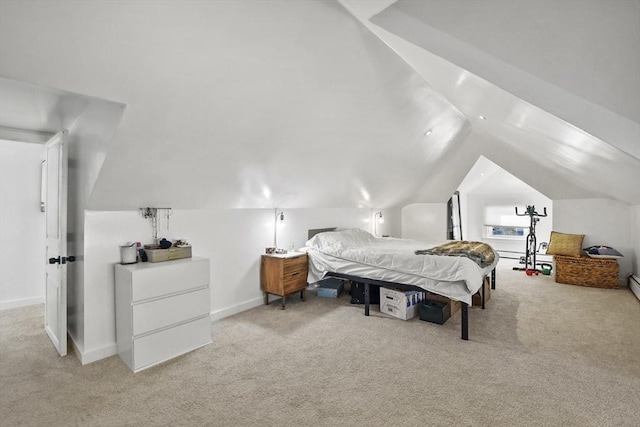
304, 228, 499, 305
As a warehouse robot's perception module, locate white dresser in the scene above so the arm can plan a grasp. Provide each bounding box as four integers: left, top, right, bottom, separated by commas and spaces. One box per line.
115, 256, 212, 372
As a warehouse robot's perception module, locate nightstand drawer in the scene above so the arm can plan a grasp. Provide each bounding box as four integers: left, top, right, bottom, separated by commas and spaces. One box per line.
283, 274, 306, 293
284, 255, 308, 274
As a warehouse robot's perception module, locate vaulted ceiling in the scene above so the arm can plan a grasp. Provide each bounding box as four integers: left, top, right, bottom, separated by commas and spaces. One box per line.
0, 0, 638, 210
342, 0, 640, 203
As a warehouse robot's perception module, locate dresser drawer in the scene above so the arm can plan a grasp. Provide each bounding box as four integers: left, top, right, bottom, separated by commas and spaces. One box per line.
284, 255, 307, 275
132, 287, 210, 336
133, 316, 211, 371
131, 258, 209, 302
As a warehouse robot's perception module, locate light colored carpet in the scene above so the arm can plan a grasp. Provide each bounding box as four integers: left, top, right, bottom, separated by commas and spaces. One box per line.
1, 262, 639, 426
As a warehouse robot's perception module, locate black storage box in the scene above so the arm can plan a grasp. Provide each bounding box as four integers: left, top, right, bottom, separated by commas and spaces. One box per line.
350, 282, 381, 304
419, 300, 451, 325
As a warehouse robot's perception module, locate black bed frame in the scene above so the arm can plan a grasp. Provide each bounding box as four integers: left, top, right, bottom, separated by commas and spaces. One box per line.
327, 268, 496, 340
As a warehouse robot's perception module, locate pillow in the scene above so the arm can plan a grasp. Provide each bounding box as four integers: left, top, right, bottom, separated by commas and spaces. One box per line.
547, 231, 584, 258
306, 228, 376, 250
584, 246, 624, 259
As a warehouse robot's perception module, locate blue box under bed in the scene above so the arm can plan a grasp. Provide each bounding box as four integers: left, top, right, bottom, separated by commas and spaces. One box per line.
316, 278, 345, 298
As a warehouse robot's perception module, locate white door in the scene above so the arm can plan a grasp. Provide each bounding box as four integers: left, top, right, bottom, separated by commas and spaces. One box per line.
44, 130, 68, 356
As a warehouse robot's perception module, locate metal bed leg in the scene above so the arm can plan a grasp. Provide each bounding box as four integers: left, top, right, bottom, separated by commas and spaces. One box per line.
461, 303, 469, 340
491, 268, 496, 290
364, 282, 370, 316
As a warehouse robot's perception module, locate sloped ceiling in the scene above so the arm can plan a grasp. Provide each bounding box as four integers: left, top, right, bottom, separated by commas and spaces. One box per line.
0, 0, 466, 210
342, 0, 640, 204
458, 155, 548, 197
369, 0, 640, 158
1, 0, 639, 210
0, 78, 90, 137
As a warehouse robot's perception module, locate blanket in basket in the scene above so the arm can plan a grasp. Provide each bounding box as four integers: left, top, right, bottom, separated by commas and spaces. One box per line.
415, 241, 495, 268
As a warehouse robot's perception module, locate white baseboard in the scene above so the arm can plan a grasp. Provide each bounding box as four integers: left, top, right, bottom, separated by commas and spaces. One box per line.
68, 334, 83, 362
69, 334, 117, 365
210, 296, 264, 322
0, 297, 44, 311
69, 297, 265, 365
1, 297, 270, 364
629, 275, 640, 302
81, 344, 117, 365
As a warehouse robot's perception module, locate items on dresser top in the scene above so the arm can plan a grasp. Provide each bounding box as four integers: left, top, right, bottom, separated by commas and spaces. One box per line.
144, 239, 192, 262
119, 242, 137, 265
120, 238, 193, 264
265, 247, 288, 254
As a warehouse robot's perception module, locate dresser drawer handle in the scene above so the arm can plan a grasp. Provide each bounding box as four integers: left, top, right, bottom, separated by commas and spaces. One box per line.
291, 272, 299, 276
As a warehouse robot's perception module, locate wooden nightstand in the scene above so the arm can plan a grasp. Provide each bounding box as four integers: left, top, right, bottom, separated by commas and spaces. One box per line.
260, 252, 308, 309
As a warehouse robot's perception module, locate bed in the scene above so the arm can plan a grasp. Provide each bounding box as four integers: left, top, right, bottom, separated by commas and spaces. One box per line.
303, 228, 498, 340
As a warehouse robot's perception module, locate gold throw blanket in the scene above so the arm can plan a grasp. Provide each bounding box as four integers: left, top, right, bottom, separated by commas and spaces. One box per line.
415, 241, 495, 268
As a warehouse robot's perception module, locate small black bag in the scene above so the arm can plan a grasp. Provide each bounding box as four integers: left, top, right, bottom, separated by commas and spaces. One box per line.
350, 281, 380, 304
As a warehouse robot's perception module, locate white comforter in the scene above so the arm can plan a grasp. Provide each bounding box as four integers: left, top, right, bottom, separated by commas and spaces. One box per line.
304, 228, 499, 305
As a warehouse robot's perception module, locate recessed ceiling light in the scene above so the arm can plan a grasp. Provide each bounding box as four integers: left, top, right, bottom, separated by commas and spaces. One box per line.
424, 129, 432, 136
479, 115, 487, 120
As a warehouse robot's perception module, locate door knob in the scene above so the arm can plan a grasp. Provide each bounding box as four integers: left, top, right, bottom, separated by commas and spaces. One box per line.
48, 256, 76, 265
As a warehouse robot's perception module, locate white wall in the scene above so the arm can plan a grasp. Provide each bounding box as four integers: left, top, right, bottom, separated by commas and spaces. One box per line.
554, 198, 634, 284
65, 99, 125, 354
464, 192, 553, 254
368, 206, 403, 240
631, 205, 640, 279
80, 207, 395, 364
0, 1, 463, 212
401, 203, 448, 242
0, 139, 45, 309
77, 198, 635, 364
400, 194, 554, 255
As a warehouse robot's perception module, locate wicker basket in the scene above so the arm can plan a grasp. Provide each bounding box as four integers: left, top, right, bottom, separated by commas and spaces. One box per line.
554, 255, 619, 288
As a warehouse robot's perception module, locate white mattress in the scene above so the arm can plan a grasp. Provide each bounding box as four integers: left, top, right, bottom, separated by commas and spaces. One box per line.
304, 228, 499, 306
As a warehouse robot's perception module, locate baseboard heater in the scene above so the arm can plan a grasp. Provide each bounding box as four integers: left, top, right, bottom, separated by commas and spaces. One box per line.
629, 275, 640, 302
